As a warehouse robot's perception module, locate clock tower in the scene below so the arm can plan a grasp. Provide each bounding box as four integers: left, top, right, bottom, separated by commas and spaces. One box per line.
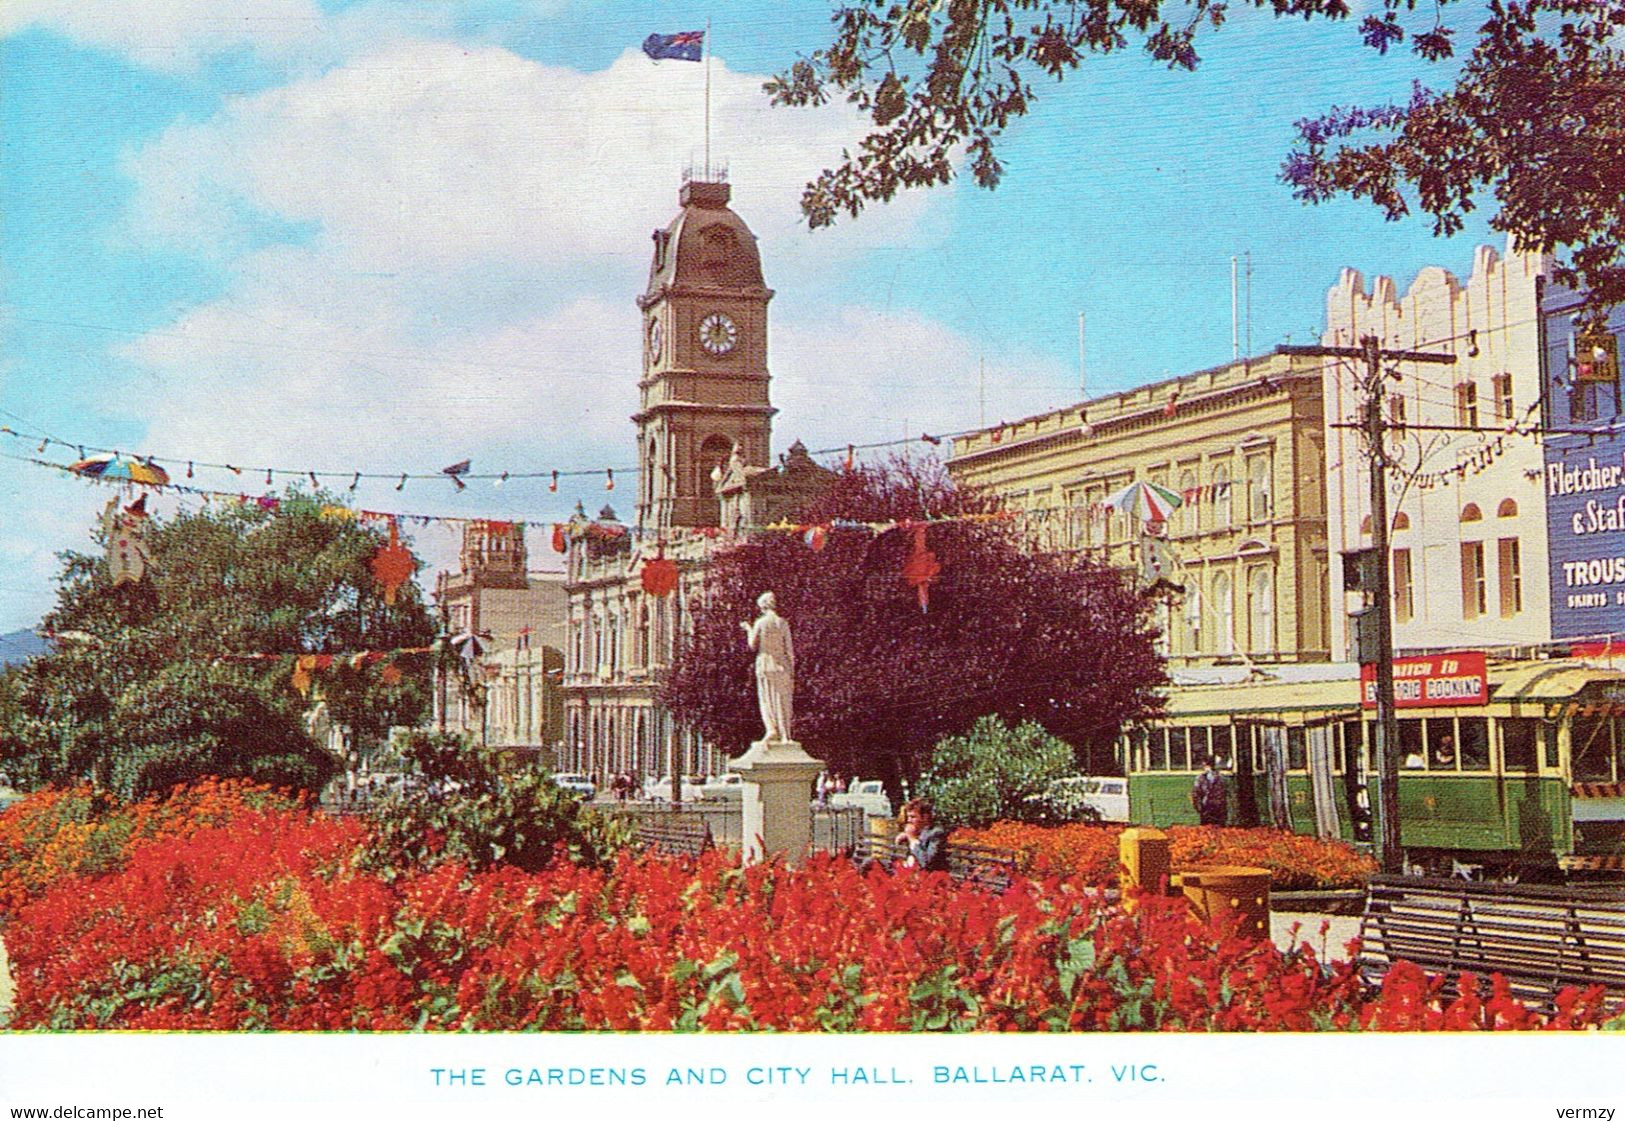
634, 175, 776, 531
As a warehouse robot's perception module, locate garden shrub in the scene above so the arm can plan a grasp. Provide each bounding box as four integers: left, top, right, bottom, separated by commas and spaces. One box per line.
358, 731, 631, 879
957, 821, 1379, 891
917, 716, 1083, 829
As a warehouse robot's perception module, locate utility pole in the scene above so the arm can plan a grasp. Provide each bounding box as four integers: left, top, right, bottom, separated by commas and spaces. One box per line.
1277, 337, 1455, 873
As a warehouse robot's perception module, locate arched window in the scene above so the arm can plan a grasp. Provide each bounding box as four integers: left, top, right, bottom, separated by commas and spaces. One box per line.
1212, 465, 1233, 528
1248, 566, 1275, 654
1183, 584, 1204, 653
1497, 498, 1518, 518
1359, 514, 1372, 536
1178, 469, 1198, 536
1461, 503, 1483, 523
697, 433, 733, 526
1212, 571, 1235, 656
1247, 456, 1272, 523
1391, 511, 1410, 532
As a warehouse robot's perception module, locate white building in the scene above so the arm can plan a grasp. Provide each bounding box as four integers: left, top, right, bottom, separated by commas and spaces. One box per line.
1324, 236, 1552, 658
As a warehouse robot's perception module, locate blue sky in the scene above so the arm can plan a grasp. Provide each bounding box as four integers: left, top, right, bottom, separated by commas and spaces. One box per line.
0, 1, 1500, 634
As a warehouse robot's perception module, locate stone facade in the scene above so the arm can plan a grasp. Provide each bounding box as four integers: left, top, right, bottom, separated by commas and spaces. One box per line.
1323, 236, 1551, 659
948, 351, 1331, 667
560, 176, 833, 783
432, 521, 568, 742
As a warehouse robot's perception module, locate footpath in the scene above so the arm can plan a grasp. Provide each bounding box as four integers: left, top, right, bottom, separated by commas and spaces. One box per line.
1271, 911, 1362, 962
1, 934, 12, 1027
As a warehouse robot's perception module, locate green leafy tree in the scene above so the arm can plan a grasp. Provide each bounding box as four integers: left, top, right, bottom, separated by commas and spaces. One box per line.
770, 1, 1625, 308
917, 715, 1080, 829
0, 490, 435, 799
360, 731, 631, 878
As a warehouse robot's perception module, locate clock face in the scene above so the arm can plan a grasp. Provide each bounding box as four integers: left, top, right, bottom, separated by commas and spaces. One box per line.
698, 312, 738, 355
647, 319, 663, 363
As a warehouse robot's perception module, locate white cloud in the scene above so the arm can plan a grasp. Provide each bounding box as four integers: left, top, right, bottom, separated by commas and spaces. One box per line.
0, 0, 461, 73
770, 305, 1076, 453
112, 39, 958, 494
122, 44, 937, 273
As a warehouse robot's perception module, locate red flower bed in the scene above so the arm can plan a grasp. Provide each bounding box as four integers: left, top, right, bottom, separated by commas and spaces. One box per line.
956, 822, 1378, 890
0, 786, 1605, 1031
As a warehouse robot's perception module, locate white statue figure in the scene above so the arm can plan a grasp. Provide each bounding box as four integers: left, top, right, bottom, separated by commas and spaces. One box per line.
741, 591, 794, 741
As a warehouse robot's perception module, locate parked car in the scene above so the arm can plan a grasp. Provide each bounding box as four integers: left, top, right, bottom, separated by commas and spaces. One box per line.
697, 772, 744, 800
550, 772, 597, 799
643, 774, 703, 802
829, 779, 893, 819
1043, 775, 1130, 822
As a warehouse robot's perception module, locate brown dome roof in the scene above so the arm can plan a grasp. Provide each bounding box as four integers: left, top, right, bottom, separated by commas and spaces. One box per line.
643, 179, 767, 301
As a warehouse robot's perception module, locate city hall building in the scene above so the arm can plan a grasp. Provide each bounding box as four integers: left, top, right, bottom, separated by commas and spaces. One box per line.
557, 176, 831, 782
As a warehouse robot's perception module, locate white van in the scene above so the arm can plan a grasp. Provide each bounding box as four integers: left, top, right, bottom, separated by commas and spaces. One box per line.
1045, 775, 1130, 822
829, 779, 893, 819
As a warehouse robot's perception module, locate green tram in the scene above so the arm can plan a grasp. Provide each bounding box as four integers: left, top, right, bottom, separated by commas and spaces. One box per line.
1116, 661, 1625, 877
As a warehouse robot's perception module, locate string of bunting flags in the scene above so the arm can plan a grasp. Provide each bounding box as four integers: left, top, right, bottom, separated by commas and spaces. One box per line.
15, 450, 1024, 543
0, 422, 973, 496
221, 646, 436, 697
1408, 399, 1544, 491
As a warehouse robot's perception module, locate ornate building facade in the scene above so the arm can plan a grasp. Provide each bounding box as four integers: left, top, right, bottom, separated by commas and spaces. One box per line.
432, 520, 567, 752
559, 176, 832, 782
948, 351, 1331, 667
1322, 237, 1551, 659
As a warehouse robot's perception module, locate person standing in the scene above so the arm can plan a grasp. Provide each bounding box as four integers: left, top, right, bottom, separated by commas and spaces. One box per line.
1191, 757, 1228, 826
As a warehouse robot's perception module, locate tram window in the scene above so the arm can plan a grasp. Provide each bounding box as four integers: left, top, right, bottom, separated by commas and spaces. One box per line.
1429, 718, 1459, 770
1457, 717, 1489, 770
1340, 720, 1363, 775
1365, 721, 1378, 770
1150, 729, 1169, 771
1544, 722, 1560, 769
1287, 726, 1307, 770
1571, 715, 1613, 782
1187, 726, 1208, 768
1212, 725, 1234, 768
1500, 718, 1539, 772
1399, 720, 1426, 768
1171, 727, 1191, 770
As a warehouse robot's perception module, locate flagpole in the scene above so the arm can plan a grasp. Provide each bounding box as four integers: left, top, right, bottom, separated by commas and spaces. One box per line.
704, 19, 712, 178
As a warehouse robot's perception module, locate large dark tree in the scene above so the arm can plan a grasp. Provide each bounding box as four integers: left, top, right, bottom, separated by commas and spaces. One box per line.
660, 458, 1165, 788
0, 490, 436, 799
769, 0, 1625, 308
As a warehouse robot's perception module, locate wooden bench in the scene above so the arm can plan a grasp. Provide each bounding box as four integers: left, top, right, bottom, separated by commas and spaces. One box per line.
1357, 874, 1625, 1012
855, 837, 1020, 893
636, 817, 714, 858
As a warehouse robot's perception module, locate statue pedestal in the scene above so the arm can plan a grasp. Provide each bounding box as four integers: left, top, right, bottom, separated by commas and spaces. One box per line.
730, 738, 823, 866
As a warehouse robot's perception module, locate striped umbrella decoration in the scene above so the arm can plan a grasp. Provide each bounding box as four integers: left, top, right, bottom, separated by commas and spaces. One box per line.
68, 453, 171, 486
1104, 480, 1183, 525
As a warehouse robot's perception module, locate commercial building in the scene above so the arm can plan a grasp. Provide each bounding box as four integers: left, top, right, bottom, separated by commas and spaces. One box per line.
1322, 237, 1551, 658
948, 351, 1331, 667
1541, 279, 1625, 643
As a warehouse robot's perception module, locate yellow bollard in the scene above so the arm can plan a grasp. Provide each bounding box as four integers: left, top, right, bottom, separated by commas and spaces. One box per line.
1118, 827, 1170, 909
1178, 865, 1272, 941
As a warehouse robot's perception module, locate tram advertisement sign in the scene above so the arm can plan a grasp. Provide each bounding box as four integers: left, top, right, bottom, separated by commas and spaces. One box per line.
1360, 651, 1488, 708
1546, 430, 1625, 639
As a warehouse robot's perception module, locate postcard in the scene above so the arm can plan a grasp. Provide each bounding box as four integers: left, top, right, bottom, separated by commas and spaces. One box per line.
1, 2, 1621, 1118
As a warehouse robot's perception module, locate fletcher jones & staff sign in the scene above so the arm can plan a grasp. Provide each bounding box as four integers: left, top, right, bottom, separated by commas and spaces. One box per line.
1360, 652, 1488, 708
1546, 433, 1625, 639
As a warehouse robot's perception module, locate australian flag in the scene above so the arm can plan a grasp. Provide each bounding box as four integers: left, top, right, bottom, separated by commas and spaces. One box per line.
642, 30, 704, 62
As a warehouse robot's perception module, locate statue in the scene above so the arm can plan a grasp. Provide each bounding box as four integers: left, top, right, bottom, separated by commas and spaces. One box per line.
741, 591, 794, 741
